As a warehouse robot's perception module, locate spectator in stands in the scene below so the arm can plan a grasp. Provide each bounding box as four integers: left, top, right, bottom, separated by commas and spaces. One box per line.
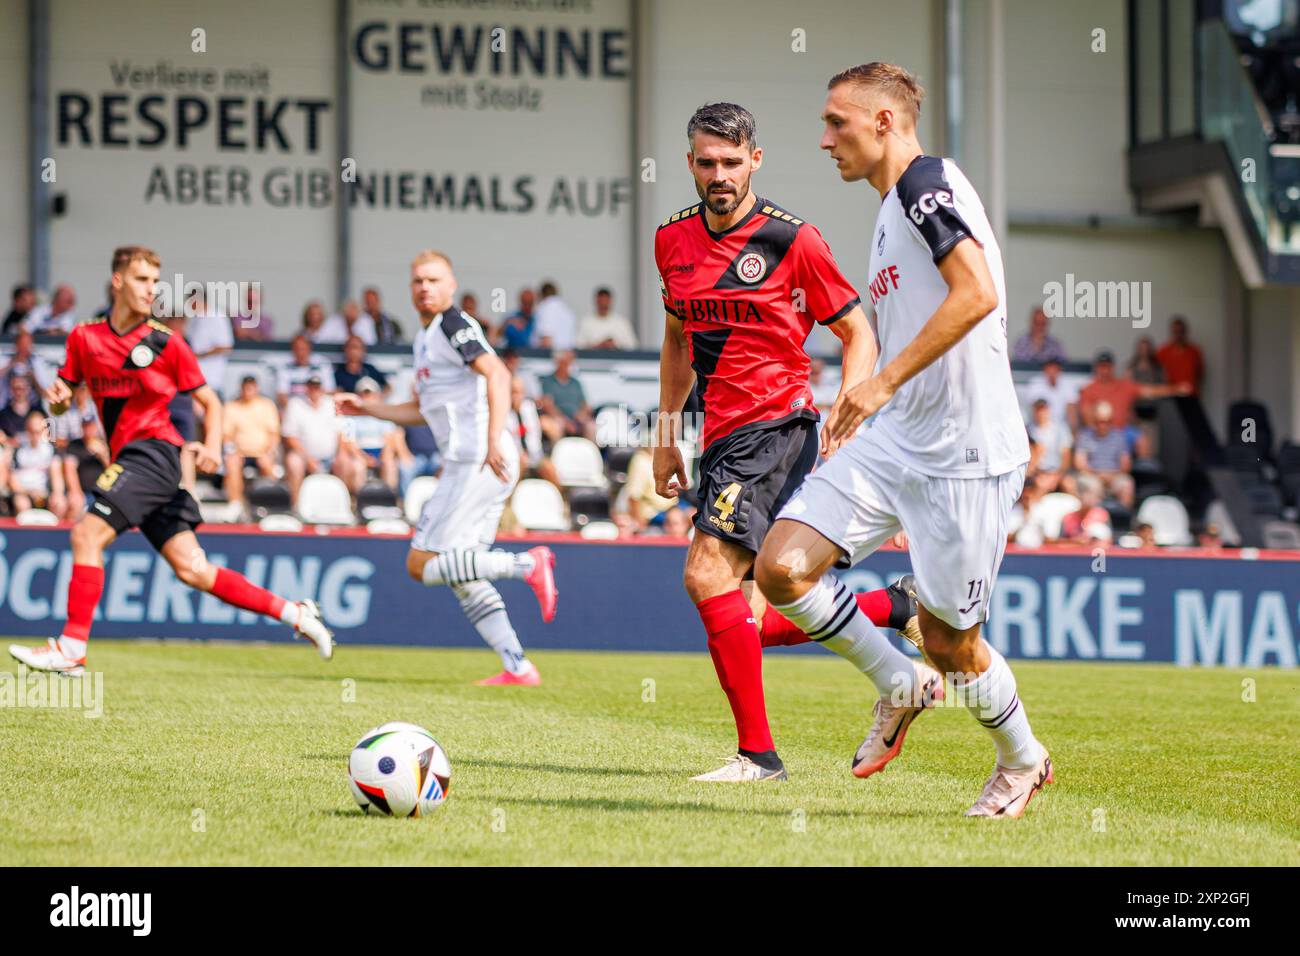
319, 299, 377, 345
538, 349, 595, 442
362, 286, 403, 344
1078, 349, 1188, 452
1135, 522, 1156, 548
509, 374, 555, 484
1156, 315, 1204, 395
499, 288, 537, 350
662, 505, 695, 539
9, 409, 67, 519
51, 382, 106, 518
1074, 400, 1135, 508
187, 291, 235, 399
576, 287, 637, 350
334, 335, 388, 396
459, 292, 488, 333
276, 334, 336, 407
1059, 474, 1112, 545
283, 374, 364, 504
222, 375, 281, 510
1012, 305, 1067, 364
300, 300, 328, 343
25, 284, 77, 337
0, 374, 41, 437
500, 347, 540, 399
621, 447, 676, 526
346, 377, 401, 489
233, 284, 273, 342
1027, 398, 1071, 493
2, 284, 35, 335
532, 281, 578, 350
0, 328, 57, 407
1021, 356, 1078, 432
1127, 336, 1164, 384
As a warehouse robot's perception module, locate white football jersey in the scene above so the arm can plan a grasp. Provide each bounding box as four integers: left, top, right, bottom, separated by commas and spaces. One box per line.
413, 307, 494, 463
865, 155, 1029, 477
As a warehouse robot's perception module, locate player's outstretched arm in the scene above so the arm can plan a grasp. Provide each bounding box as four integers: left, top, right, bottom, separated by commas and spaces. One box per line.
469, 351, 513, 482
334, 393, 425, 426
823, 238, 997, 445
654, 312, 695, 498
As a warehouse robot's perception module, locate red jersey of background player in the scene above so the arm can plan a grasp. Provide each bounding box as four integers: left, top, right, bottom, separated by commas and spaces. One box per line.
655, 197, 861, 449
58, 317, 206, 459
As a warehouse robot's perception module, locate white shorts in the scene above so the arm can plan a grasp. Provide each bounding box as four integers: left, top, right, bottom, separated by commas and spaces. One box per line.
777, 428, 1025, 630
412, 438, 519, 554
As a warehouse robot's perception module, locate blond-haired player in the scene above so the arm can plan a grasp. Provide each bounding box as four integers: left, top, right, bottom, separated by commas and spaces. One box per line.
337, 251, 556, 684
754, 63, 1051, 817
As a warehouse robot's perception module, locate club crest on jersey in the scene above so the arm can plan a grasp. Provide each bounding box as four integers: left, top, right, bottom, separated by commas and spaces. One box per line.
736, 252, 767, 284
128, 344, 155, 368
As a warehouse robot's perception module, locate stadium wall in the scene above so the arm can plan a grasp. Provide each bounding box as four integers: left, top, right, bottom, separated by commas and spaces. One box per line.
0, 526, 1294, 667
0, 0, 27, 289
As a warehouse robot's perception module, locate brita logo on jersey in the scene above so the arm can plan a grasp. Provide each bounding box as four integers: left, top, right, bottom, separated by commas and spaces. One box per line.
868, 265, 901, 305
908, 189, 955, 225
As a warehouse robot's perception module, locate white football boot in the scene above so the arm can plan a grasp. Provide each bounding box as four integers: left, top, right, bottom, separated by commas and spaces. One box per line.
691, 754, 787, 782
965, 750, 1054, 818
294, 600, 335, 660
8, 638, 86, 677
851, 659, 945, 778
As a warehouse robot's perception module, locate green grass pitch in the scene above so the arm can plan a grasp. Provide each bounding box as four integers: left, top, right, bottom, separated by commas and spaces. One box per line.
1, 639, 1296, 866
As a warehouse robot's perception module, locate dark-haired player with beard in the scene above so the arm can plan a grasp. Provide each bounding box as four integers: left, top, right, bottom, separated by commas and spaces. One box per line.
9, 246, 335, 675
654, 103, 919, 782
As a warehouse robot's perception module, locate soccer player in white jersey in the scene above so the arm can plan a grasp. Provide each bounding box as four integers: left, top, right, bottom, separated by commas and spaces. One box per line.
754, 63, 1051, 817
338, 250, 558, 686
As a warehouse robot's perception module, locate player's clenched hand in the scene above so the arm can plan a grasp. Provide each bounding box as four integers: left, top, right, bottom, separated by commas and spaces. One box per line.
482, 440, 510, 483
653, 444, 689, 499
44, 379, 72, 415
187, 441, 221, 475
824, 377, 894, 448
334, 392, 364, 416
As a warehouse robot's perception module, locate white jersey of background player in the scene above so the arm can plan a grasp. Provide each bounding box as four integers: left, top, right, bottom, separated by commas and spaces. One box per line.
754, 63, 1050, 818
338, 250, 557, 686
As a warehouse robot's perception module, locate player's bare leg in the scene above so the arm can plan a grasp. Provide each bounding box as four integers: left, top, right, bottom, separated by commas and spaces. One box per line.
917, 605, 1051, 818
756, 519, 943, 778
681, 532, 788, 782
157, 531, 334, 659
8, 512, 117, 675
407, 546, 552, 685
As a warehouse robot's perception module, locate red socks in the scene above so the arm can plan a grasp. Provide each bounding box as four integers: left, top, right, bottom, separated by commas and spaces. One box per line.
760, 588, 895, 647
696, 590, 773, 753
64, 563, 105, 642
210, 567, 287, 620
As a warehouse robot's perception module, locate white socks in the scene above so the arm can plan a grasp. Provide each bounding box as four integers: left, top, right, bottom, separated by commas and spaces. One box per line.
772, 574, 918, 702
453, 581, 530, 674
57, 635, 87, 661
422, 550, 535, 587
955, 644, 1043, 769
278, 602, 300, 627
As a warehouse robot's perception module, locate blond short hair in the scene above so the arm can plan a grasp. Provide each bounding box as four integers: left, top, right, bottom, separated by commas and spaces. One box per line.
111, 245, 161, 274
828, 62, 924, 127
411, 249, 452, 270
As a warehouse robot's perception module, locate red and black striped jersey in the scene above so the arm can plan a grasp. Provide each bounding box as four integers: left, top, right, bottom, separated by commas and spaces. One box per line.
58, 316, 206, 459
654, 197, 860, 449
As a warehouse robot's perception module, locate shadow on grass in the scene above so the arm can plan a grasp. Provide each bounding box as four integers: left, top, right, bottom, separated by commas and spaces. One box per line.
476, 793, 940, 819
456, 756, 663, 778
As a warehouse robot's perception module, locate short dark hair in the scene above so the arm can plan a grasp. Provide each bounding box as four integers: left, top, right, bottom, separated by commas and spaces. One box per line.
11, 284, 32, 300
595, 287, 612, 299
687, 102, 757, 151
540, 281, 558, 297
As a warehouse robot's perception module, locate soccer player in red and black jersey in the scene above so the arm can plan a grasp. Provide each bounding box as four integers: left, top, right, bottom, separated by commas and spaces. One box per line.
8, 246, 334, 675
654, 104, 918, 782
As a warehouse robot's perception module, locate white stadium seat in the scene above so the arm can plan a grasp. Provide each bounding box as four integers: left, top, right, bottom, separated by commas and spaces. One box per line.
1135, 495, 1193, 546
1203, 499, 1241, 546
297, 474, 356, 526
511, 479, 569, 531
258, 514, 304, 533
1029, 492, 1080, 541
1261, 519, 1300, 550
366, 517, 412, 536
579, 520, 619, 540
552, 437, 608, 488
403, 476, 439, 525
16, 508, 59, 527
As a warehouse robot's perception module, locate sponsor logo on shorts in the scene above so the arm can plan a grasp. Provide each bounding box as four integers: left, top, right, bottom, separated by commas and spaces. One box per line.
94, 502, 112, 515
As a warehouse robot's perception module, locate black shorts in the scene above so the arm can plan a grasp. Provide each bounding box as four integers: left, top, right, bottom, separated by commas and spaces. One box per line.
89, 439, 202, 551
693, 416, 819, 554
